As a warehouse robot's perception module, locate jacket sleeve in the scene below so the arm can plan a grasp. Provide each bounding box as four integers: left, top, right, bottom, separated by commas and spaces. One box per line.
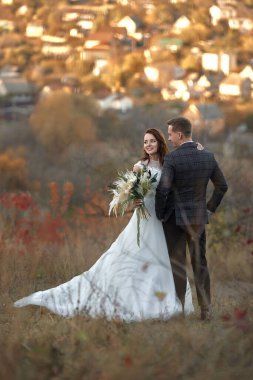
155, 154, 174, 221
207, 156, 228, 213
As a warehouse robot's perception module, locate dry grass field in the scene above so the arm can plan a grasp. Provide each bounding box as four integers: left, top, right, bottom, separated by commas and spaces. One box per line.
0, 161, 252, 380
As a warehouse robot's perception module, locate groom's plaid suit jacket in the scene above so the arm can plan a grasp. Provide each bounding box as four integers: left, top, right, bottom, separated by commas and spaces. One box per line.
155, 142, 228, 225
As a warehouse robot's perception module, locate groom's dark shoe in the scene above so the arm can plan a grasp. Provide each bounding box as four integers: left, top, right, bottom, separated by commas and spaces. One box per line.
200, 305, 213, 321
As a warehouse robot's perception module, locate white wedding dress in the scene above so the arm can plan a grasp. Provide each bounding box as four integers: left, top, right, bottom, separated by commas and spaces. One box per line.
14, 161, 194, 321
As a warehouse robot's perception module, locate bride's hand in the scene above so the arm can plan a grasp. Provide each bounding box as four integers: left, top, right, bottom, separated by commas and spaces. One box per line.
197, 142, 204, 150
133, 199, 143, 208
133, 164, 142, 173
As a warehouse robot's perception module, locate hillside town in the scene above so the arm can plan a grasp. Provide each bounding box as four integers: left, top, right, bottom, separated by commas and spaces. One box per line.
0, 0, 253, 135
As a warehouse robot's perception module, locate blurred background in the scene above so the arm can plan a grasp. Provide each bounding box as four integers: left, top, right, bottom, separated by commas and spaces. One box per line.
0, 0, 252, 202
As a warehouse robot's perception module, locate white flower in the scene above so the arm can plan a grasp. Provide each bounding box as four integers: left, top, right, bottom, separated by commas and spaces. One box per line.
108, 166, 158, 246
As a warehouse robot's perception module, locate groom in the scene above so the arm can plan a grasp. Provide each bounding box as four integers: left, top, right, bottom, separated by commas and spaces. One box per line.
155, 117, 228, 320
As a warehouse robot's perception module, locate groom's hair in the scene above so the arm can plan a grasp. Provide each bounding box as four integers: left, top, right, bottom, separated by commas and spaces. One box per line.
167, 117, 192, 137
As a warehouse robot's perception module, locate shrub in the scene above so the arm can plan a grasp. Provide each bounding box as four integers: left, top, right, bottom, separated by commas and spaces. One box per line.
0, 147, 29, 191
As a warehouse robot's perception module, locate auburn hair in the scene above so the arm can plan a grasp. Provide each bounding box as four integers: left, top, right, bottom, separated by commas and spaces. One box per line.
141, 128, 168, 165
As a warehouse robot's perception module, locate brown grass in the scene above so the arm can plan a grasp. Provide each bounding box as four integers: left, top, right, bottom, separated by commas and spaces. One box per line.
0, 209, 252, 380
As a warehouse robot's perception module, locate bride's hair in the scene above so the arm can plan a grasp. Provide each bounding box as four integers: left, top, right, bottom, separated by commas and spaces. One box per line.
141, 128, 168, 164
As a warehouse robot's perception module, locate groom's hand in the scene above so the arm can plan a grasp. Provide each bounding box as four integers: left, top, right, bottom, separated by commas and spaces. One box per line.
207, 209, 213, 218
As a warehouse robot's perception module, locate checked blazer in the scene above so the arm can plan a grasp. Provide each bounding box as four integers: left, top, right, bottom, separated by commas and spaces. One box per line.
155, 142, 228, 225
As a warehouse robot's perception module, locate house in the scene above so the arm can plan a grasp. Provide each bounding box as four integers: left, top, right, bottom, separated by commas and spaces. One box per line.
83, 28, 126, 48
183, 103, 225, 136
144, 62, 185, 86
161, 79, 190, 101
209, 5, 237, 26
228, 17, 253, 32
77, 15, 95, 31
197, 75, 212, 90
0, 65, 19, 78
80, 44, 111, 61
63, 3, 114, 17
171, 16, 191, 34
40, 77, 81, 98
61, 7, 96, 28
80, 28, 126, 61
42, 43, 71, 58
149, 36, 183, 54
217, 0, 237, 6
97, 92, 133, 113
26, 21, 44, 38
0, 77, 36, 105
62, 9, 81, 22
117, 15, 143, 36
117, 0, 131, 5
41, 35, 71, 58
219, 74, 252, 99
170, 0, 187, 3
69, 28, 84, 38
0, 13, 14, 32
239, 65, 253, 82
196, 72, 225, 96
202, 52, 237, 75
17, 5, 29, 16
225, 1, 253, 31
93, 59, 109, 76
1, 0, 13, 4
169, 79, 189, 100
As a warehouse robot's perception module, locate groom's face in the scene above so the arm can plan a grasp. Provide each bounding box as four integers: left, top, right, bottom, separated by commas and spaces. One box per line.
168, 125, 182, 147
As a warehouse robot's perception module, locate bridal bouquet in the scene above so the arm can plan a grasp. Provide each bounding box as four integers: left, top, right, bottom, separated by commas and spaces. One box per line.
108, 165, 158, 246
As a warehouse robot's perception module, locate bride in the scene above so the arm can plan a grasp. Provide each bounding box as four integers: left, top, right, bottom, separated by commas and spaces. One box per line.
14, 128, 194, 321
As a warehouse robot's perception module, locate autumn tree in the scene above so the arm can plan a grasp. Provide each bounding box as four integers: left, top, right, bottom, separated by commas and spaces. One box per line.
145, 1, 174, 26
30, 93, 98, 153
180, 24, 211, 46
0, 147, 29, 191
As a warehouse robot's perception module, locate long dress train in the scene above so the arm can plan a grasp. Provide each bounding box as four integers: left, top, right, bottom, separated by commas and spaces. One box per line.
14, 162, 194, 321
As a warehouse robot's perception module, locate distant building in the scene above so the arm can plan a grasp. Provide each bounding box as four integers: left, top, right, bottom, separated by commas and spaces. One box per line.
219, 74, 252, 99
97, 92, 133, 113
0, 77, 36, 105
228, 17, 253, 32
170, 0, 187, 3
42, 43, 71, 58
239, 65, 253, 82
26, 21, 44, 38
171, 16, 191, 34
144, 62, 185, 86
80, 28, 125, 61
149, 36, 183, 54
40, 77, 81, 98
1, 0, 13, 5
183, 103, 225, 136
0, 65, 19, 78
117, 15, 142, 36
41, 35, 71, 58
202, 52, 237, 75
0, 18, 14, 32
209, 5, 237, 26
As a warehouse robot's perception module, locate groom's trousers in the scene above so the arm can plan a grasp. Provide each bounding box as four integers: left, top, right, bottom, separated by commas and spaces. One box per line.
162, 211, 211, 309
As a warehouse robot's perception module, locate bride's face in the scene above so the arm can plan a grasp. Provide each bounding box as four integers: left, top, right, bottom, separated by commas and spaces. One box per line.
144, 133, 158, 156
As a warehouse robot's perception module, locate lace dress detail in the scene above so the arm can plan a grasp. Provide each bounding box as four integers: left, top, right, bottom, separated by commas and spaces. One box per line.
14, 162, 194, 320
